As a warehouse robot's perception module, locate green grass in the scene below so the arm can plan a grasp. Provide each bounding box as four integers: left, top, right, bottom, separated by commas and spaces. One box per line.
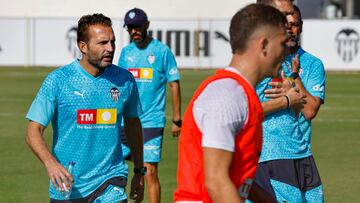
0, 67, 359, 202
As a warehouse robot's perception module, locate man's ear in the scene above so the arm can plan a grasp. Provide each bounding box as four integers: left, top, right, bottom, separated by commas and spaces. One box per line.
78, 41, 87, 54
260, 38, 269, 56
145, 21, 150, 30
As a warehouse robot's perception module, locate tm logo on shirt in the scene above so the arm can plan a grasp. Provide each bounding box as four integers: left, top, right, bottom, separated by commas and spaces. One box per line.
77, 109, 117, 124
129, 68, 153, 80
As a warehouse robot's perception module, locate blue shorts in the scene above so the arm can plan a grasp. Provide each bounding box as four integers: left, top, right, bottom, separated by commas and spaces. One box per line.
121, 128, 164, 163
50, 176, 127, 203
253, 156, 324, 203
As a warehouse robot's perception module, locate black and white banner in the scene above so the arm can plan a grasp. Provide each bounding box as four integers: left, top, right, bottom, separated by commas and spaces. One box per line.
302, 20, 360, 71
0, 18, 359, 70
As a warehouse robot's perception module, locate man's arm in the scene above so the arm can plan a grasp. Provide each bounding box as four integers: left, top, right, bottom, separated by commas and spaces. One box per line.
293, 78, 322, 120
261, 95, 289, 115
26, 121, 73, 191
203, 147, 242, 203
262, 77, 306, 115
124, 117, 144, 169
203, 147, 276, 203
124, 117, 144, 203
169, 80, 182, 137
291, 54, 323, 120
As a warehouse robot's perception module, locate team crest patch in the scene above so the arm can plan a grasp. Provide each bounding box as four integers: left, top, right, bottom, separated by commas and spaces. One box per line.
147, 54, 155, 64
110, 87, 120, 102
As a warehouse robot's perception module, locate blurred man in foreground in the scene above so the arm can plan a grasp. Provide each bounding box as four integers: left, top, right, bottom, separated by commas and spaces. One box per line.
174, 4, 304, 203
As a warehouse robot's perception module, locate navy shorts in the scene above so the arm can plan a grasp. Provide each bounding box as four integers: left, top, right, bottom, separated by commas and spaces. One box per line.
121, 127, 164, 163
254, 156, 324, 203
50, 176, 127, 203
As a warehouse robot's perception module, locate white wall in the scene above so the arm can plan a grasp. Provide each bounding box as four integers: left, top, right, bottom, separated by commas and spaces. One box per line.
302, 20, 360, 70
1, 0, 359, 70
0, 0, 255, 19
0, 17, 232, 68
1, 17, 359, 70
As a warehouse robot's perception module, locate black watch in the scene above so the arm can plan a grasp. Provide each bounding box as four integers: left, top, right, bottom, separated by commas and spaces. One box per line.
172, 119, 182, 127
133, 166, 147, 175
290, 72, 299, 80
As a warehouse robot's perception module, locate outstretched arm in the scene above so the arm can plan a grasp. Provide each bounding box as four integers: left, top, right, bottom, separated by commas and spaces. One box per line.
26, 121, 73, 191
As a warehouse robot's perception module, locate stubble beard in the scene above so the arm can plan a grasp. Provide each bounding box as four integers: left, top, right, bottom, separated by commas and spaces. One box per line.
88, 56, 113, 70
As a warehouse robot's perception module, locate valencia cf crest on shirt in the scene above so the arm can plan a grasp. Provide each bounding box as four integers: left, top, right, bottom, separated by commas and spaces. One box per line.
147, 54, 155, 64
110, 87, 120, 102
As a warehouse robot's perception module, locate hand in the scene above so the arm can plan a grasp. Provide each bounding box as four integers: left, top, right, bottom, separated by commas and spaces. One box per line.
172, 123, 181, 137
130, 173, 145, 203
265, 71, 293, 99
286, 87, 306, 113
44, 160, 73, 191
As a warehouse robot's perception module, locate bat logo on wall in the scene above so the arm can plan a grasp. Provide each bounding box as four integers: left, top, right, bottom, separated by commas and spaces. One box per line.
335, 28, 359, 63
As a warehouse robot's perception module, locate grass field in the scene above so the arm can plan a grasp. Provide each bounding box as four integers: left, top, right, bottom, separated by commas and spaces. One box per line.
0, 67, 359, 202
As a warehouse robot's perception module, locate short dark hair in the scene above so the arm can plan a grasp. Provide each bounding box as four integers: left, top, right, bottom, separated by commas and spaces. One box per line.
77, 13, 112, 44
257, 0, 293, 6
230, 4, 287, 54
293, 5, 303, 24
256, 0, 274, 4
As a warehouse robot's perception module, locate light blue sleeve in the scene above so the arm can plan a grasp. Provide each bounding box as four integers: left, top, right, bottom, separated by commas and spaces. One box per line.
163, 47, 180, 82
118, 48, 127, 68
26, 73, 59, 127
123, 75, 142, 118
305, 60, 326, 102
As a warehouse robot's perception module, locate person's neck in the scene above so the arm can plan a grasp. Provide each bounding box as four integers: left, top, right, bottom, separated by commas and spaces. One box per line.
229, 53, 261, 87
135, 35, 152, 49
79, 59, 104, 77
289, 45, 300, 55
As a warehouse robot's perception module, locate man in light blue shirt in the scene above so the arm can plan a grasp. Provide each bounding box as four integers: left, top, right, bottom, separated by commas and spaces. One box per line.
118, 8, 182, 203
254, 2, 326, 202
26, 13, 145, 202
